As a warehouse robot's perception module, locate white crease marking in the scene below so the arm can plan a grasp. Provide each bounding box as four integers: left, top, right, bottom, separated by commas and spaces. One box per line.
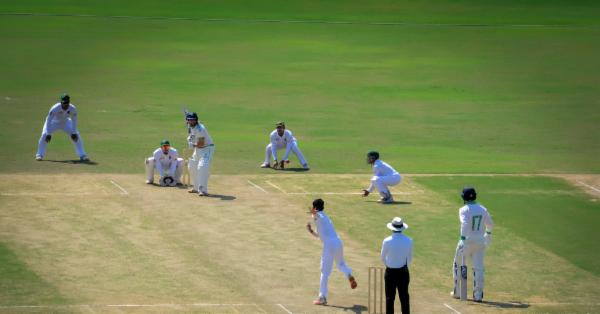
247, 180, 268, 193
110, 180, 129, 195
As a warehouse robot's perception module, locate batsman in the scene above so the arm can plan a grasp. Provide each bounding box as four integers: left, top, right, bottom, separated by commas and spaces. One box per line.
185, 112, 214, 196
452, 186, 494, 302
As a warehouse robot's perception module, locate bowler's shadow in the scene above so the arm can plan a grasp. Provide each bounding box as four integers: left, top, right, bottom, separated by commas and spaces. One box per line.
203, 194, 236, 201
43, 159, 98, 165
324, 304, 368, 314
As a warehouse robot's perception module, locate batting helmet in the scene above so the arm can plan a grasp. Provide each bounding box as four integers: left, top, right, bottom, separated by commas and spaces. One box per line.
461, 186, 477, 202
60, 93, 70, 104
186, 112, 198, 120
367, 151, 380, 160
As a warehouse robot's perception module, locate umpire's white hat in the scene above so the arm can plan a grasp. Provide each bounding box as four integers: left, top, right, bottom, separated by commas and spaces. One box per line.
387, 217, 408, 232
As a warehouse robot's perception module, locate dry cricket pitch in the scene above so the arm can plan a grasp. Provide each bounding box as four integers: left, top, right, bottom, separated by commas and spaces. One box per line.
0, 173, 598, 313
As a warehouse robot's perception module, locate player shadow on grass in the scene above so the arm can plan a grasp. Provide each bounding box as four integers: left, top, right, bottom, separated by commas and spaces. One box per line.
323, 304, 368, 313
472, 300, 530, 309
365, 200, 412, 205
201, 193, 236, 201
42, 159, 98, 165
275, 167, 309, 172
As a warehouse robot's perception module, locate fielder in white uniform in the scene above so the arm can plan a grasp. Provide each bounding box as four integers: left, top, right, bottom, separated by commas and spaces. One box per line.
260, 121, 309, 170
306, 198, 357, 306
185, 112, 214, 196
452, 187, 494, 302
144, 140, 184, 185
35, 93, 88, 161
362, 151, 401, 203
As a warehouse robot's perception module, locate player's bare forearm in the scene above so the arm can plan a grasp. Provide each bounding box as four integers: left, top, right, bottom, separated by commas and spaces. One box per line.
195, 138, 206, 148
306, 223, 318, 238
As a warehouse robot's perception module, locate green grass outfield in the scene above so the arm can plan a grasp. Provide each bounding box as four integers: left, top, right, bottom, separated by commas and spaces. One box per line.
0, 1, 599, 313
0, 0, 599, 174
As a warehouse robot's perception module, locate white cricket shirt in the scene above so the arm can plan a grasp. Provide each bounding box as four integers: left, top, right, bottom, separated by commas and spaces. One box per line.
381, 232, 413, 268
314, 211, 341, 246
460, 203, 494, 239
43, 103, 79, 133
372, 159, 399, 177
189, 123, 213, 149
152, 147, 179, 176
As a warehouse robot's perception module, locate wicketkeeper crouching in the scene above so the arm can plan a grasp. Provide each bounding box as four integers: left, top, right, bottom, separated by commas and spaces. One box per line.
145, 140, 184, 186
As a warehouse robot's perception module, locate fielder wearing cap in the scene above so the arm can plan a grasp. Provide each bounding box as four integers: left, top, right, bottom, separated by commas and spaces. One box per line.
362, 151, 402, 203
452, 186, 494, 302
144, 140, 184, 186
185, 112, 214, 196
306, 198, 357, 306
381, 217, 413, 314
260, 121, 309, 170
35, 93, 89, 161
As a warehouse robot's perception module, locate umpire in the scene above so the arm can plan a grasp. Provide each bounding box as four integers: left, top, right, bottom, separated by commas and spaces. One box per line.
380, 217, 413, 314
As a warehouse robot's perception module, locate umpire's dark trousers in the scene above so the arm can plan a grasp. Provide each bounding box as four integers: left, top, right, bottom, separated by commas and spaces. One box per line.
385, 266, 410, 314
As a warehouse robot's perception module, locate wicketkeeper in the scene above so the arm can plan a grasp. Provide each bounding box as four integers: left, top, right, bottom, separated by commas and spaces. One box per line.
452, 186, 494, 302
145, 140, 184, 186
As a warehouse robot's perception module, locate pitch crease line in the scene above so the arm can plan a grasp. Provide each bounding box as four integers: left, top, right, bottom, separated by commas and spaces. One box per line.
110, 180, 129, 195
266, 181, 287, 194
247, 180, 268, 193
576, 180, 600, 193
443, 303, 462, 314
277, 303, 293, 314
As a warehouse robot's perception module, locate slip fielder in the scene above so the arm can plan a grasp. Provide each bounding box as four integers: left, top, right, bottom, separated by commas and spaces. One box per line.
452, 186, 494, 302
35, 93, 89, 161
144, 140, 184, 186
185, 112, 214, 196
362, 151, 401, 203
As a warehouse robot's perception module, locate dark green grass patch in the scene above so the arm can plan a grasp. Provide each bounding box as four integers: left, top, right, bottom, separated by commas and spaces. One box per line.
0, 243, 66, 305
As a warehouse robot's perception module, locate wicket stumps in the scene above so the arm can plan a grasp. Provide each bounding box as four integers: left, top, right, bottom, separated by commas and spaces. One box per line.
182, 159, 191, 187
368, 266, 384, 314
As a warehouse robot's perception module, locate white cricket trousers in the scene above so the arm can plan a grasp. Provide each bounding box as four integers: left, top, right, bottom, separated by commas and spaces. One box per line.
453, 237, 486, 299
264, 141, 308, 166
319, 239, 352, 298
371, 173, 402, 196
36, 122, 86, 158
188, 145, 214, 193
145, 157, 184, 183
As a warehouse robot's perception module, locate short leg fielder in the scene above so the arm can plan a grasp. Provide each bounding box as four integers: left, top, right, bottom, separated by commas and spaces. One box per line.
264, 141, 308, 167
145, 157, 184, 183
189, 145, 214, 194
370, 174, 401, 197
319, 241, 353, 299
37, 121, 87, 159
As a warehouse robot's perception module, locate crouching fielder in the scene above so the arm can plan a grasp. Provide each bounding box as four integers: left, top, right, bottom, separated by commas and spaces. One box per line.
452, 187, 494, 302
260, 121, 309, 170
306, 199, 357, 306
36, 93, 88, 161
145, 140, 184, 185
362, 151, 401, 203
186, 112, 214, 196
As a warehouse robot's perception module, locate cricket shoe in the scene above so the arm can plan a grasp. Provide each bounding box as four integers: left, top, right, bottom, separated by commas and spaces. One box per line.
188, 189, 198, 193
379, 193, 394, 204
80, 155, 89, 161
349, 276, 357, 289
145, 180, 153, 184
199, 191, 209, 197
302, 164, 310, 170
473, 291, 484, 302
260, 162, 270, 168
35, 155, 43, 161
312, 296, 327, 305
450, 291, 459, 299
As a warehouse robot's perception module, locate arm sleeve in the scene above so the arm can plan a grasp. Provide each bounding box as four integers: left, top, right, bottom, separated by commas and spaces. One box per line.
169, 150, 178, 175
153, 150, 164, 177
70, 107, 78, 132
407, 239, 413, 266
366, 164, 378, 192
270, 133, 278, 161
380, 240, 387, 265
282, 131, 293, 160
459, 209, 469, 238
484, 210, 494, 233
43, 107, 53, 134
